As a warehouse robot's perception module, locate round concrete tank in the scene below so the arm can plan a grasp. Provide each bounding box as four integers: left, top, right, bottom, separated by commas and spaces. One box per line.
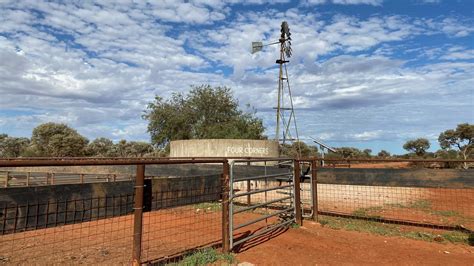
170, 139, 279, 158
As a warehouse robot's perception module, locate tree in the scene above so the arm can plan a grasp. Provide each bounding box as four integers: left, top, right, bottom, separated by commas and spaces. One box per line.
31, 123, 89, 157
403, 138, 430, 157
377, 150, 391, 158
0, 134, 30, 157
434, 149, 458, 159
336, 147, 364, 159
124, 141, 154, 157
438, 123, 474, 167
87, 137, 115, 157
362, 149, 372, 158
111, 140, 155, 157
143, 85, 266, 148
280, 141, 318, 158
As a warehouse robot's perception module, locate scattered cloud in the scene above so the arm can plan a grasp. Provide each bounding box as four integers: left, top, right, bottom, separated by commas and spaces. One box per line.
0, 1, 472, 153
303, 0, 383, 5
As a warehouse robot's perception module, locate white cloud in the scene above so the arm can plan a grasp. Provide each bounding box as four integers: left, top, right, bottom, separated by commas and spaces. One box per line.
0, 1, 472, 151
351, 130, 383, 141
420, 0, 441, 3
303, 0, 383, 5
440, 47, 474, 60
332, 0, 383, 5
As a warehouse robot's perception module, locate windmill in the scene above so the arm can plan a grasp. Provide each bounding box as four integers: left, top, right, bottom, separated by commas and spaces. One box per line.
252, 21, 301, 156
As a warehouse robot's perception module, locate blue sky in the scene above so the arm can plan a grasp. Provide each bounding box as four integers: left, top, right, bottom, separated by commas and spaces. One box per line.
0, 0, 473, 155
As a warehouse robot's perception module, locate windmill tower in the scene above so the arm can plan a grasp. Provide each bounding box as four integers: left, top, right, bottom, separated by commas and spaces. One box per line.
252, 21, 301, 156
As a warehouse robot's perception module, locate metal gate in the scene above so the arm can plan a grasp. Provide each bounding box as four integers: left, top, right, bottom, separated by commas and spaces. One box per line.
228, 158, 298, 249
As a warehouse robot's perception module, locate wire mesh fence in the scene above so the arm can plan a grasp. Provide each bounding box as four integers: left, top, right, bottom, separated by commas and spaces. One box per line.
0, 157, 472, 264
141, 176, 224, 264
0, 194, 134, 264
312, 159, 474, 232
0, 159, 228, 265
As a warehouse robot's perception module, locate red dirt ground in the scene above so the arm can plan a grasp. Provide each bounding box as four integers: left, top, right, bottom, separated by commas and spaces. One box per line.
1, 208, 473, 265
235, 221, 474, 265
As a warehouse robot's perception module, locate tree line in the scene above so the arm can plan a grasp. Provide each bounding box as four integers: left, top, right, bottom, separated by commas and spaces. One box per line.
400, 123, 473, 160
1, 85, 472, 160
0, 123, 159, 158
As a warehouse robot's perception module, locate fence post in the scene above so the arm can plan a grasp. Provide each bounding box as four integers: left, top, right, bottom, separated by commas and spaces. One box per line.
51, 173, 55, 185
246, 160, 251, 206
26, 172, 30, 187
311, 159, 318, 221
293, 160, 302, 226
132, 164, 145, 266
221, 161, 230, 253
5, 171, 9, 188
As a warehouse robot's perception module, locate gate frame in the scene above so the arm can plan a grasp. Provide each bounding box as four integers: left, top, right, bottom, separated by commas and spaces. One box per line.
228, 158, 301, 250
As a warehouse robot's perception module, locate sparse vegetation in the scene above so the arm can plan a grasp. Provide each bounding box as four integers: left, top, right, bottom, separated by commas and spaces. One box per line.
352, 206, 383, 219
193, 202, 222, 212
351, 200, 471, 227
319, 216, 471, 245
290, 222, 300, 229
167, 248, 235, 266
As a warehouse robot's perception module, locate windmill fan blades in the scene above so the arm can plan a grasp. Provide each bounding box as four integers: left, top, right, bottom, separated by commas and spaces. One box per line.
285, 47, 292, 58
280, 21, 292, 57
281, 21, 290, 37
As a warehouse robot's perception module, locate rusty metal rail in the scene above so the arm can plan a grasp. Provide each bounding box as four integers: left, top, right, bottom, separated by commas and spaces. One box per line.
0, 158, 226, 167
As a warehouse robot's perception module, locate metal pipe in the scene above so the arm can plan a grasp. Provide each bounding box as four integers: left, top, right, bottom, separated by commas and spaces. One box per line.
222, 161, 231, 253
4, 171, 8, 188
234, 172, 292, 182
311, 159, 318, 221
132, 164, 145, 266
232, 158, 292, 163
246, 161, 251, 206
297, 158, 474, 163
232, 184, 292, 198
293, 161, 302, 226
233, 207, 294, 231
0, 158, 226, 167
2, 156, 473, 163
233, 196, 292, 214
229, 161, 234, 250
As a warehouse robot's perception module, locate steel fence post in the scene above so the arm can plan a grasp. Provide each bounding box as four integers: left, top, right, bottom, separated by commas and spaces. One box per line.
293, 160, 302, 226
246, 159, 251, 206
5, 171, 9, 188
311, 159, 318, 221
132, 164, 145, 266
222, 160, 230, 253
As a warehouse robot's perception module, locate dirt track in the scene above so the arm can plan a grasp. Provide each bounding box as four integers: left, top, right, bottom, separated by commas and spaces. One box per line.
236, 221, 474, 265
